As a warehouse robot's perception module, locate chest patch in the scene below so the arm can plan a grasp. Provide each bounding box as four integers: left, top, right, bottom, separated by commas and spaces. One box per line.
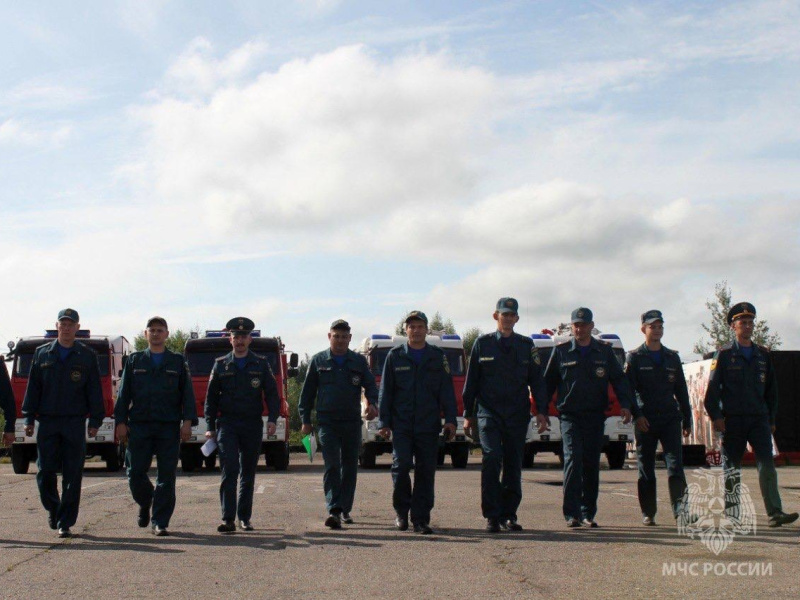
351, 374, 362, 386
595, 366, 606, 378
71, 370, 82, 382
667, 373, 676, 383
759, 372, 766, 383
395, 366, 411, 372
251, 378, 261, 388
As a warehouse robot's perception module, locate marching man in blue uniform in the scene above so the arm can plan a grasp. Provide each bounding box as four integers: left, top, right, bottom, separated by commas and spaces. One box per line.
704, 302, 798, 528
625, 310, 692, 526
462, 297, 548, 533
23, 308, 104, 538
205, 317, 280, 533
299, 319, 379, 529
115, 316, 197, 536
544, 307, 637, 528
378, 311, 457, 535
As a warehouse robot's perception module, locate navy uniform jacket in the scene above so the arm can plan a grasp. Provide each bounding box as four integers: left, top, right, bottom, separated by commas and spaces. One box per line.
298, 349, 378, 425
544, 337, 637, 417
462, 331, 548, 421
115, 349, 198, 426
625, 344, 692, 426
22, 340, 104, 428
704, 341, 777, 426
378, 343, 457, 434
1, 363, 15, 432
204, 351, 279, 431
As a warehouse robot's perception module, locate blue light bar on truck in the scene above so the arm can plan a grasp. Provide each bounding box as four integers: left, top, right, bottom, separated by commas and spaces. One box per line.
599, 334, 620, 340
371, 334, 392, 340
205, 330, 261, 338
45, 330, 90, 338
441, 334, 461, 340
530, 333, 551, 339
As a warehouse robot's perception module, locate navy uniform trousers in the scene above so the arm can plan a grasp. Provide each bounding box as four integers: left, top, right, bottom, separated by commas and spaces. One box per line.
36, 416, 87, 529
126, 421, 181, 528
635, 415, 687, 519
217, 417, 263, 522
391, 431, 438, 525
318, 420, 362, 515
478, 415, 528, 521
560, 412, 606, 521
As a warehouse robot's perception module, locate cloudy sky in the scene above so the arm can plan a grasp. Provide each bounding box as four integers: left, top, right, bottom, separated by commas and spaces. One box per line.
1, 0, 798, 362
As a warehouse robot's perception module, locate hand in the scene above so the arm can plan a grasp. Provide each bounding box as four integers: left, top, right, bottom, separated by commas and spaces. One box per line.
378, 427, 391, 440
713, 418, 726, 433
621, 409, 633, 424
24, 424, 34, 437
115, 423, 129, 444
442, 423, 456, 442
682, 428, 692, 438
634, 416, 649, 433
267, 422, 276, 436
180, 421, 193, 442
301, 424, 313, 435
535, 413, 549, 434
463, 418, 474, 439
364, 404, 378, 420
771, 425, 776, 434
205, 430, 216, 439
2, 432, 14, 447
88, 427, 99, 438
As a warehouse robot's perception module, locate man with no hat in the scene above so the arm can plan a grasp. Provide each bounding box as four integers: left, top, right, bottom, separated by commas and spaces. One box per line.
625, 310, 692, 526
704, 302, 798, 528
115, 316, 197, 536
544, 307, 637, 528
205, 317, 280, 533
299, 319, 379, 529
462, 297, 548, 533
22, 308, 104, 538
378, 311, 457, 534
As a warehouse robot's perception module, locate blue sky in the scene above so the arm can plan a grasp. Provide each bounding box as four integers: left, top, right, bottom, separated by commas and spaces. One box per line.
1, 0, 798, 360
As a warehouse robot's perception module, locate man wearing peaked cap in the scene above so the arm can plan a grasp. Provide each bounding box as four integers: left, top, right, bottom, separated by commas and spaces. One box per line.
544, 307, 637, 528
115, 316, 197, 536
22, 309, 104, 538
463, 298, 548, 533
299, 319, 379, 529
378, 310, 457, 535
205, 317, 280, 533
705, 302, 798, 528
625, 310, 692, 526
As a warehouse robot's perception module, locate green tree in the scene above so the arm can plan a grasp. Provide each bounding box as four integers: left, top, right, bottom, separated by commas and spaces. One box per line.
693, 280, 782, 354
462, 326, 482, 358
394, 310, 456, 335
285, 354, 310, 445
133, 328, 199, 354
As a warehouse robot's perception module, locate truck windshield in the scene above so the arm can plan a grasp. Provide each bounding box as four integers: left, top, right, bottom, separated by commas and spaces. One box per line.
443, 349, 465, 376
370, 348, 391, 376
14, 350, 111, 377
187, 350, 279, 377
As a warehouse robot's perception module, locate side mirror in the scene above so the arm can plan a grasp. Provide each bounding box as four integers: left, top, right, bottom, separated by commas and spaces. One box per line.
289, 353, 299, 368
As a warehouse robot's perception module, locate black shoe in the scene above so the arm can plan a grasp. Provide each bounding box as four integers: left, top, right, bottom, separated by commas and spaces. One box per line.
217, 520, 236, 533
486, 518, 501, 533
138, 504, 150, 528
413, 523, 433, 535
501, 519, 523, 531
395, 515, 409, 531
341, 512, 354, 524
566, 518, 581, 528
643, 516, 657, 526
152, 525, 169, 536
238, 520, 254, 531
768, 511, 800, 527
581, 518, 599, 528
57, 527, 71, 538
325, 513, 342, 530
48, 509, 57, 530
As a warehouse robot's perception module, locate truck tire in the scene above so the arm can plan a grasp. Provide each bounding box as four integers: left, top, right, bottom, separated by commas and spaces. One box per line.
450, 444, 469, 469
105, 443, 125, 472
556, 449, 565, 467
180, 446, 198, 472
203, 453, 217, 470
522, 445, 535, 468
359, 445, 377, 469
605, 442, 627, 470
682, 444, 707, 467
437, 448, 446, 466
270, 443, 290, 471
11, 445, 30, 475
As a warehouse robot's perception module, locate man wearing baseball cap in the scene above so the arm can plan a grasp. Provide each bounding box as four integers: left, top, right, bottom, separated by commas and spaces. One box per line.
378, 311, 457, 534
22, 308, 104, 538
704, 302, 798, 528
299, 319, 379, 529
115, 316, 197, 536
625, 310, 692, 526
544, 307, 637, 528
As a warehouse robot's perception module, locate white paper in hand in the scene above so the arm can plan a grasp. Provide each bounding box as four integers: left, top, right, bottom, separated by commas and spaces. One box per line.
201, 437, 218, 457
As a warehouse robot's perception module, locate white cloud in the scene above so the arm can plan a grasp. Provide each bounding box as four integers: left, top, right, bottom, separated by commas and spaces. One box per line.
0, 118, 72, 148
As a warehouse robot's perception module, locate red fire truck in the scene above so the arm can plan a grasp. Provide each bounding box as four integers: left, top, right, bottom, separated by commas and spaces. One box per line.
4, 330, 131, 474
357, 333, 470, 469
182, 330, 298, 472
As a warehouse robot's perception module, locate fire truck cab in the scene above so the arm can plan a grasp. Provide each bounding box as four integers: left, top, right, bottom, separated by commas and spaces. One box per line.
358, 333, 470, 469
182, 330, 298, 472
4, 330, 131, 474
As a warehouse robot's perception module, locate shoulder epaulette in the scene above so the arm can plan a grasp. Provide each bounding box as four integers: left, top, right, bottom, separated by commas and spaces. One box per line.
251, 351, 267, 361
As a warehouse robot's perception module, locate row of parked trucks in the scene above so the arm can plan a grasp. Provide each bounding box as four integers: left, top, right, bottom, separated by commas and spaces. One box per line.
7, 325, 765, 474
